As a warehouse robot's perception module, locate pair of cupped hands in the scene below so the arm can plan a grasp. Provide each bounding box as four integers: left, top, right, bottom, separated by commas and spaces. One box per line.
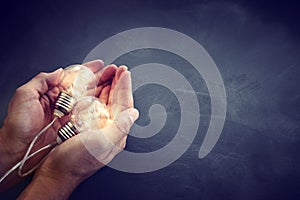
0, 60, 139, 195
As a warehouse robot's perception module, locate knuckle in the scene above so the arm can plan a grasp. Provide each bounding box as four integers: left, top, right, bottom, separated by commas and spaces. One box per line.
15, 85, 32, 97
37, 72, 47, 78
15, 86, 25, 94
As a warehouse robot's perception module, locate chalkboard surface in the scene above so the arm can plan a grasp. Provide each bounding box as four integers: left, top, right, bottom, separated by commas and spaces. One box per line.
0, 0, 299, 199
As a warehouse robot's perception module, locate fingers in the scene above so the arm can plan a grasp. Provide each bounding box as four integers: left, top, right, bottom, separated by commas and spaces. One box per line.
99, 85, 111, 105
110, 65, 127, 91
82, 59, 105, 74
17, 60, 104, 97
94, 65, 117, 97
96, 64, 127, 104
18, 68, 63, 97
76, 60, 112, 98
103, 108, 139, 144
115, 71, 133, 107
110, 71, 134, 117
97, 64, 117, 86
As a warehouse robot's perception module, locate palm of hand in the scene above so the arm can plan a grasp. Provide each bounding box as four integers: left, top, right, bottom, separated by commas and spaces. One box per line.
3, 61, 106, 154
38, 66, 138, 180
4, 81, 61, 152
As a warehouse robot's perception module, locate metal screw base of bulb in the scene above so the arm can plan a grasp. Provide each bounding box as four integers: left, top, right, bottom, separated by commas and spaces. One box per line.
54, 91, 75, 118
57, 121, 79, 143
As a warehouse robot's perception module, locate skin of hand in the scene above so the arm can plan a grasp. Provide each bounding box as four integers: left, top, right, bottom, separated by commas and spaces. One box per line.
0, 60, 110, 191
17, 66, 139, 200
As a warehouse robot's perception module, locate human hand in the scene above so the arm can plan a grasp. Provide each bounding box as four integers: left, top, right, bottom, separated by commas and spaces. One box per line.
18, 66, 139, 199
0, 60, 105, 190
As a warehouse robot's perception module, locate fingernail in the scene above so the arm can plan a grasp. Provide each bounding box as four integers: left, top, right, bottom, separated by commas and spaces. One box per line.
129, 108, 139, 123
55, 68, 63, 73
50, 68, 63, 75
96, 59, 104, 65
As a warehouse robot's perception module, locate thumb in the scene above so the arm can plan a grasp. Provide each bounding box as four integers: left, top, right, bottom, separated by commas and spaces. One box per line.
103, 108, 139, 144
115, 108, 139, 134
23, 68, 63, 95
78, 108, 139, 165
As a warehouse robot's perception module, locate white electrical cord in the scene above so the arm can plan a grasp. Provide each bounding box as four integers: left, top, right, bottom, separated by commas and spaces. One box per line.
18, 117, 58, 177
0, 142, 57, 183
0, 117, 58, 183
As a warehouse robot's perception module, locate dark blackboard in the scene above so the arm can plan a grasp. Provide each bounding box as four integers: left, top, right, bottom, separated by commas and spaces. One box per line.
0, 0, 299, 199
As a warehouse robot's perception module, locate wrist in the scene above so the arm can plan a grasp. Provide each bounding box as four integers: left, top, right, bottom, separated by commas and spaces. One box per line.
18, 169, 81, 200
0, 126, 25, 165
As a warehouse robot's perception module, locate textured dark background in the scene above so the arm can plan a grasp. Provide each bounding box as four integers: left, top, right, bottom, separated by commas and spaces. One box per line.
0, 0, 300, 199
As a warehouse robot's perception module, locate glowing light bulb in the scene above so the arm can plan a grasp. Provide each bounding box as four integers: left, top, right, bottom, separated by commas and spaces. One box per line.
57, 96, 110, 143
54, 64, 97, 117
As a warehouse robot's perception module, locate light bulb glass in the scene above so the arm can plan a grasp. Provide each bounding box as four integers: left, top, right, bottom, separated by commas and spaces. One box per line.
54, 64, 98, 117
71, 96, 110, 131
57, 96, 110, 143
60, 64, 97, 99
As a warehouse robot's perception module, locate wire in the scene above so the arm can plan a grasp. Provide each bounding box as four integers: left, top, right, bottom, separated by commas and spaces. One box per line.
0, 142, 57, 183
18, 117, 58, 177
